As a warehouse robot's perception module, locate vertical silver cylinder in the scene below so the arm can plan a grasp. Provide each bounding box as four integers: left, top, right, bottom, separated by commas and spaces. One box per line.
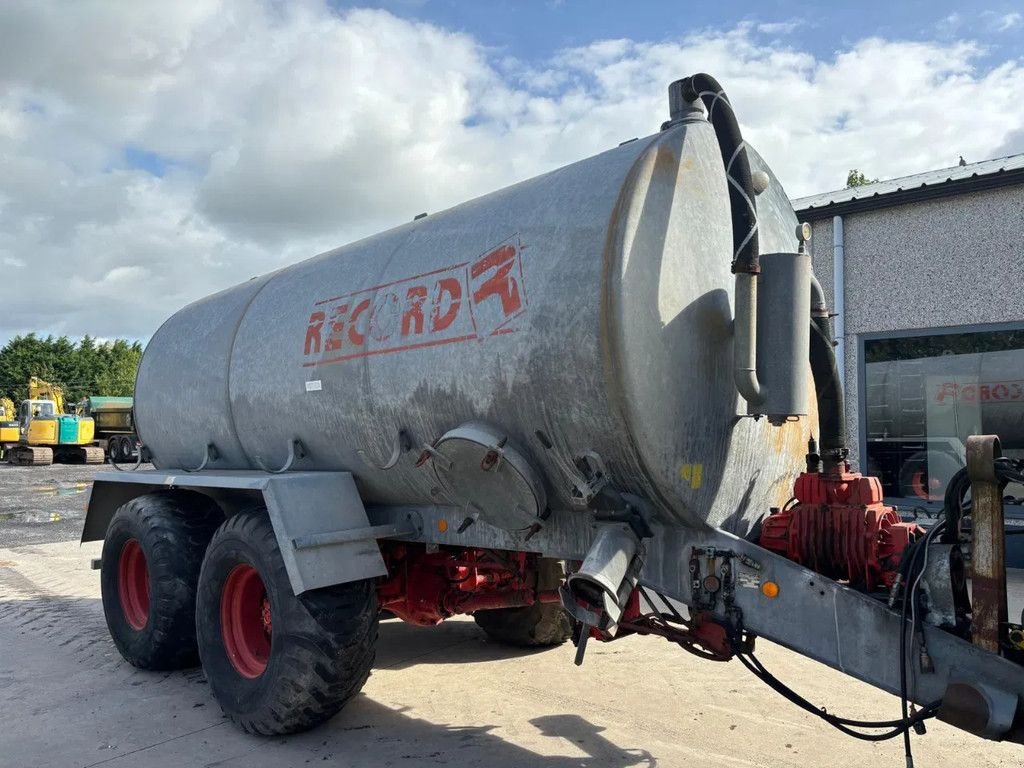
753, 251, 811, 424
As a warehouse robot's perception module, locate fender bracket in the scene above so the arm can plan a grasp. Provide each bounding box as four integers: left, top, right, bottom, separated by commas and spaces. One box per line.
83, 470, 388, 594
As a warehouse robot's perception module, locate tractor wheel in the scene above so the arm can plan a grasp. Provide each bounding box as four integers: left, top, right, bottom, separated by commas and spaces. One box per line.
196, 510, 378, 735
473, 558, 572, 647
101, 491, 223, 670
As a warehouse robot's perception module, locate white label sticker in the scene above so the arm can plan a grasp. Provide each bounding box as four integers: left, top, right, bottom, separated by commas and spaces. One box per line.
736, 573, 761, 589
305, 380, 322, 392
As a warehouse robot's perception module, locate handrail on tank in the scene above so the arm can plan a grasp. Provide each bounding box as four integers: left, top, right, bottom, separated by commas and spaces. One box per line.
109, 443, 146, 472
253, 439, 306, 474
182, 442, 218, 473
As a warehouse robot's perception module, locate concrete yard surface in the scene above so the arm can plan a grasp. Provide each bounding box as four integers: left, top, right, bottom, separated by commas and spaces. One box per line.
1, 535, 1023, 768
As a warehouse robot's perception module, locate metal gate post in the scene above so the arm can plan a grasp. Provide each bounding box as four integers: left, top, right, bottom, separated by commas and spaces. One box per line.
967, 435, 1006, 654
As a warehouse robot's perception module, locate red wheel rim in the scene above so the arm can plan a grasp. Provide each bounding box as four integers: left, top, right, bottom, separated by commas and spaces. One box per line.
911, 469, 942, 501
117, 539, 150, 630
220, 563, 271, 678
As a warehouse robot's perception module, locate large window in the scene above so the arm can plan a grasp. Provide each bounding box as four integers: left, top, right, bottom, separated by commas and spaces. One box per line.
864, 328, 1024, 501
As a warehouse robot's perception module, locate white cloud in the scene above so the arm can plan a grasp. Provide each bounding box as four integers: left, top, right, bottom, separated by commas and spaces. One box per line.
2, 1, 1024, 344
756, 19, 805, 35
997, 12, 1022, 31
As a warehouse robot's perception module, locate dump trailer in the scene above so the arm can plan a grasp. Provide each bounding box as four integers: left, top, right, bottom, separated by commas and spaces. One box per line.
83, 74, 1024, 752
77, 396, 143, 463
6, 378, 103, 465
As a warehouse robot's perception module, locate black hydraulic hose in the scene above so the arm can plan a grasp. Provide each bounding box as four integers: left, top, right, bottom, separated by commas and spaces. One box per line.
941, 467, 970, 544
678, 73, 759, 274
737, 652, 940, 742
809, 316, 847, 465
941, 458, 1023, 543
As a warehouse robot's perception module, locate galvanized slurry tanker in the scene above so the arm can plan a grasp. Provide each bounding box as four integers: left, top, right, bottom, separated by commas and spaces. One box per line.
84, 74, 1024, 751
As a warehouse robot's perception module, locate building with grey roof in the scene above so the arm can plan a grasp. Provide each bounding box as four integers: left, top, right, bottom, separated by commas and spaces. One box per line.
793, 154, 1024, 506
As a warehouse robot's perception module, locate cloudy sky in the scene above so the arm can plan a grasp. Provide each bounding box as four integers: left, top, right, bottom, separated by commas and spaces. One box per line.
2, 0, 1023, 344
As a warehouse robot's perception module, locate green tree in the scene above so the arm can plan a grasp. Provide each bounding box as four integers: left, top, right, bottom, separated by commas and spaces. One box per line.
846, 169, 879, 188
93, 340, 143, 396
0, 334, 57, 402
70, 335, 104, 398
0, 335, 144, 406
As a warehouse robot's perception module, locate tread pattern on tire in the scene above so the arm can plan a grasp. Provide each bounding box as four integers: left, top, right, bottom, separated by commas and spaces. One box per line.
101, 491, 223, 670
473, 558, 573, 648
197, 510, 378, 736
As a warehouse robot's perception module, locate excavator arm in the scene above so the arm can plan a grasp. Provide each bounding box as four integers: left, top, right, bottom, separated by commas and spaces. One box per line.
28, 377, 66, 414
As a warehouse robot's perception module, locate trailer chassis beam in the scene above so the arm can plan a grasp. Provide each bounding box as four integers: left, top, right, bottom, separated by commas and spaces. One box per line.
644, 524, 1024, 742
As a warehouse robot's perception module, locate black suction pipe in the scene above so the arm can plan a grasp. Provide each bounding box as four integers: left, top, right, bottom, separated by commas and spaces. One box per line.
679, 73, 759, 275
681, 72, 846, 464
809, 315, 848, 471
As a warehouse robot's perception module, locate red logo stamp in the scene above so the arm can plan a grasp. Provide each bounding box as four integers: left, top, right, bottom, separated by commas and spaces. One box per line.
934, 380, 1024, 404
302, 236, 527, 367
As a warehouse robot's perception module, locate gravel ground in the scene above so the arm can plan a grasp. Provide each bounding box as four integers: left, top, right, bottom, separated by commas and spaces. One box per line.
0, 464, 1022, 767
0, 462, 152, 547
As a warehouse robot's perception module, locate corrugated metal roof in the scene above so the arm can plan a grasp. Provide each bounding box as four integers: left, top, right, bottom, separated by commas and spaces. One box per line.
792, 153, 1024, 215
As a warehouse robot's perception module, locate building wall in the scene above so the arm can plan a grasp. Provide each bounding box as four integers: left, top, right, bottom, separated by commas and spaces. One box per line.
804, 184, 1024, 469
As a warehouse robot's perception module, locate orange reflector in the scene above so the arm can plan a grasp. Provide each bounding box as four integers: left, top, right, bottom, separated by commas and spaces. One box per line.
437, 519, 449, 533
761, 581, 780, 599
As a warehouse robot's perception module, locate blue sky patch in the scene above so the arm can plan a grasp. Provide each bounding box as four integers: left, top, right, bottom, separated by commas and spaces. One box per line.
123, 146, 172, 177
329, 0, 1024, 65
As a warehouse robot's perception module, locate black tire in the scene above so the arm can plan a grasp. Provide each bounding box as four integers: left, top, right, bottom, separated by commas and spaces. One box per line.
118, 436, 134, 461
196, 510, 378, 735
100, 491, 223, 670
473, 558, 572, 647
106, 440, 119, 463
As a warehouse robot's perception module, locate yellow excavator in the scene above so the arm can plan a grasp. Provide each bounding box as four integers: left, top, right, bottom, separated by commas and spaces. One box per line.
5, 377, 104, 466
0, 397, 19, 457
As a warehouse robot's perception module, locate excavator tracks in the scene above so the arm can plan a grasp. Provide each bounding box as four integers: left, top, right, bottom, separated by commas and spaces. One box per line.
6, 445, 103, 466
78, 446, 105, 465
8, 446, 53, 466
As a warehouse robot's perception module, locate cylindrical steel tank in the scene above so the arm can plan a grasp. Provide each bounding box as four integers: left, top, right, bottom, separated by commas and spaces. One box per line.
135, 112, 814, 535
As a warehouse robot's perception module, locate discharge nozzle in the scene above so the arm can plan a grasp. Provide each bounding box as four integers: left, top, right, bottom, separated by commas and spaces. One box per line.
562, 524, 642, 631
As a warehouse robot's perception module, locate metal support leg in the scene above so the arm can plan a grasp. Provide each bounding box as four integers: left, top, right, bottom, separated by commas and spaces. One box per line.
967, 435, 1007, 654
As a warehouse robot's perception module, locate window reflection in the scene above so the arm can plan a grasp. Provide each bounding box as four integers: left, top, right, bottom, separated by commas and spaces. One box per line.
865, 329, 1024, 501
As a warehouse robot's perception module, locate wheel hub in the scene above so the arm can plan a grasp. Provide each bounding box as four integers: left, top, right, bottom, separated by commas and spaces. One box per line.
117, 538, 150, 631
220, 563, 271, 678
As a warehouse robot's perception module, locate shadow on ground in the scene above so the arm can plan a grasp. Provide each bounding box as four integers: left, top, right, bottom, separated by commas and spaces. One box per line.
291, 698, 658, 768
2, 595, 657, 767
376, 611, 556, 669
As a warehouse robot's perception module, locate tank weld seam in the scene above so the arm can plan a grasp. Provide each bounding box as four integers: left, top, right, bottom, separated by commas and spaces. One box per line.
344, 228, 422, 474
225, 273, 279, 470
